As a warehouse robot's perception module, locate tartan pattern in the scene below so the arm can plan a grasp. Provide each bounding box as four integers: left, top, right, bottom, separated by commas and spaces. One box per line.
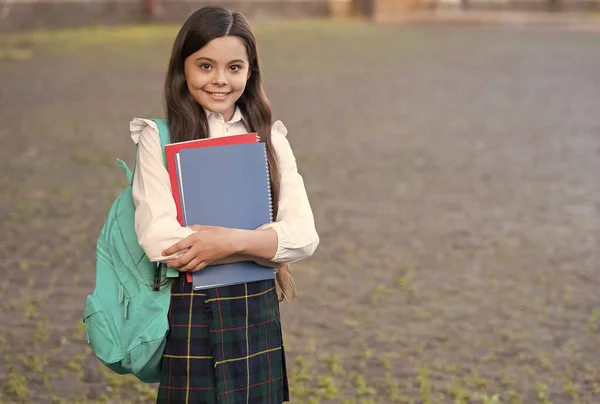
157, 275, 289, 404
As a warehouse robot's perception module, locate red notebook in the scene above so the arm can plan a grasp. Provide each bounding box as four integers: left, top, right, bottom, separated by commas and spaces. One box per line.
164, 133, 259, 282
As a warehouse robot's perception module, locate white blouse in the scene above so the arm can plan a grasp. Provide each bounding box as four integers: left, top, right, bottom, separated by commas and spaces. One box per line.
130, 107, 319, 265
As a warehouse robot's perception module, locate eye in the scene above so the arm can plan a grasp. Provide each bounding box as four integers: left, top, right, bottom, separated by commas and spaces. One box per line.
199, 63, 211, 70
229, 65, 242, 72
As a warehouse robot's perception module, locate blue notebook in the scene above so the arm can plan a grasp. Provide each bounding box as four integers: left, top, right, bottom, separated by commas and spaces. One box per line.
175, 142, 276, 290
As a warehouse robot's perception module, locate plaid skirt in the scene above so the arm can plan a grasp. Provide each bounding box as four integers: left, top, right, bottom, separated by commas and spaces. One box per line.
157, 275, 290, 404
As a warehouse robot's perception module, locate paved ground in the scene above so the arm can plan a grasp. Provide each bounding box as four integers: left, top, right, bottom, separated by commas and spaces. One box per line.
0, 18, 599, 403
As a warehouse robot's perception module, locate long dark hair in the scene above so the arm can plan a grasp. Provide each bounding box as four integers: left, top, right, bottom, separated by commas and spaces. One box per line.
164, 6, 294, 301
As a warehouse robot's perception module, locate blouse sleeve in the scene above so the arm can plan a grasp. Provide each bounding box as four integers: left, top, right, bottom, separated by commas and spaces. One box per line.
259, 120, 320, 263
130, 118, 195, 262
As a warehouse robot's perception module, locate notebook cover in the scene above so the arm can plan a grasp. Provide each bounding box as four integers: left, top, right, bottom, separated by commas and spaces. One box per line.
166, 134, 258, 284
175, 143, 275, 290
165, 133, 258, 226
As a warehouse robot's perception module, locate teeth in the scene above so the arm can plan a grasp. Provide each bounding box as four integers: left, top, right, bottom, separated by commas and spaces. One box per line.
211, 92, 228, 97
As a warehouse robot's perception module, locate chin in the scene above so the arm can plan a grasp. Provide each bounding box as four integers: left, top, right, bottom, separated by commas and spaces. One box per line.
204, 100, 233, 112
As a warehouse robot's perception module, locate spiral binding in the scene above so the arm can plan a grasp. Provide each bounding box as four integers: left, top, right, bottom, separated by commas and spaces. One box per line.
264, 144, 274, 223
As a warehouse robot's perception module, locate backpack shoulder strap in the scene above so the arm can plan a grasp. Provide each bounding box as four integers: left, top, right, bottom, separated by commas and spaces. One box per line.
147, 118, 178, 280
126, 119, 170, 185
151, 119, 171, 162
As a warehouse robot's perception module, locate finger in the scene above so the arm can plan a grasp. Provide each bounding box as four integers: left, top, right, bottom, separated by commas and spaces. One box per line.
180, 256, 203, 272
167, 249, 195, 269
167, 259, 181, 269
192, 261, 208, 272
187, 224, 203, 231
163, 238, 194, 256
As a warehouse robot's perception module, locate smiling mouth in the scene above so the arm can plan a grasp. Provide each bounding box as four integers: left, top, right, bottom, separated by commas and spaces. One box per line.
204, 91, 231, 100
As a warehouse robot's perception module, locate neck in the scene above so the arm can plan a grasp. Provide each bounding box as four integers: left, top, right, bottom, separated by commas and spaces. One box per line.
204, 106, 235, 122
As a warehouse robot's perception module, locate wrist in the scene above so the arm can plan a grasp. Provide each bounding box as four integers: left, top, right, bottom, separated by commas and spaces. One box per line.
230, 229, 251, 255
229, 228, 278, 260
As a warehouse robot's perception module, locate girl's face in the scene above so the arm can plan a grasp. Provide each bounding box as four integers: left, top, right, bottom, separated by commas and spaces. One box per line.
184, 36, 250, 122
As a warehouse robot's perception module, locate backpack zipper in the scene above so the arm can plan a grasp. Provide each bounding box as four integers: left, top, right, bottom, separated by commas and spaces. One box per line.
118, 283, 131, 319
123, 297, 130, 319
96, 246, 112, 264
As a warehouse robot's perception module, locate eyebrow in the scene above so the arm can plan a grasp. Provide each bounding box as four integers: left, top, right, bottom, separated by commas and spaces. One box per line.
195, 57, 246, 64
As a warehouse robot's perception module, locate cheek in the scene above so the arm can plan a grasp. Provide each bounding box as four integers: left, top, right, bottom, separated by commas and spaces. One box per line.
184, 65, 208, 90
186, 73, 205, 89
186, 75, 200, 92
231, 75, 249, 92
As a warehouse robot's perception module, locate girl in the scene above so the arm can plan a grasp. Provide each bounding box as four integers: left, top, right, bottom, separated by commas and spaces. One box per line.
129, 6, 319, 404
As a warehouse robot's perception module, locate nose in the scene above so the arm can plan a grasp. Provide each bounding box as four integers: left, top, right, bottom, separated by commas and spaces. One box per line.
213, 69, 228, 86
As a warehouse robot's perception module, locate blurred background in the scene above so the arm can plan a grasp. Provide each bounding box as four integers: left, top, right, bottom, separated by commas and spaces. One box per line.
1, 0, 599, 402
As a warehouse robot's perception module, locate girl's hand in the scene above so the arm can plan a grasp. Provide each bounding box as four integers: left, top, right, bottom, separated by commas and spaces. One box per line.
163, 225, 240, 272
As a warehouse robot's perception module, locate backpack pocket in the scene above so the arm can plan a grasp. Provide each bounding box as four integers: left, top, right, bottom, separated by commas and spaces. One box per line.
128, 330, 168, 383
83, 294, 123, 368
126, 295, 170, 383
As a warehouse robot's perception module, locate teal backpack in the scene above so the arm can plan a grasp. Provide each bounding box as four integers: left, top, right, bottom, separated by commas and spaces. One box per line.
82, 119, 178, 383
